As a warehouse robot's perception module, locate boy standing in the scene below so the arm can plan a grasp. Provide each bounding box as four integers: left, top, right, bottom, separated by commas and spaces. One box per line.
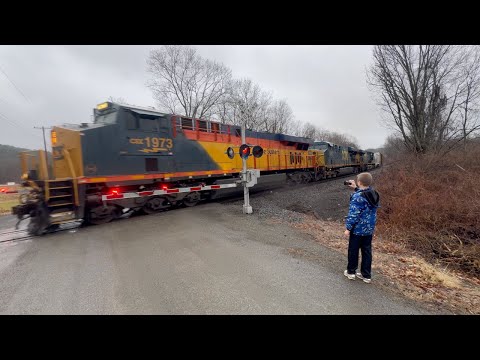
344, 172, 380, 283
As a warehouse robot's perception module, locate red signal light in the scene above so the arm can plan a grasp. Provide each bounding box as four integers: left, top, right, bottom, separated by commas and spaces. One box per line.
239, 144, 250, 159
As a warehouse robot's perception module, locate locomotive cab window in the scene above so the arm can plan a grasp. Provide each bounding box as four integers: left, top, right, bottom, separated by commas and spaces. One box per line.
139, 117, 159, 132
157, 116, 169, 130
126, 112, 138, 130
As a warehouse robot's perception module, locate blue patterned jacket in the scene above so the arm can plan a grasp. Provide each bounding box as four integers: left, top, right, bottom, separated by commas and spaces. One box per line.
345, 187, 380, 236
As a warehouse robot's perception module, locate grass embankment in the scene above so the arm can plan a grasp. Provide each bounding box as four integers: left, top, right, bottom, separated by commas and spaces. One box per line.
0, 193, 18, 215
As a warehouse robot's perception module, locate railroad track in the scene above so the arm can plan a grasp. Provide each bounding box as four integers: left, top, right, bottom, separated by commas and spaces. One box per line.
0, 226, 35, 244
0, 222, 81, 244
218, 167, 378, 204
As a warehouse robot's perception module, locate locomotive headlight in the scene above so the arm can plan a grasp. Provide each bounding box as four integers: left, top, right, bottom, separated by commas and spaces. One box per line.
97, 102, 109, 110
226, 147, 235, 159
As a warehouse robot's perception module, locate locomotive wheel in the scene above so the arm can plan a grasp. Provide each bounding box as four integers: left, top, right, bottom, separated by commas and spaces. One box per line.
287, 173, 302, 185
143, 196, 170, 214
183, 192, 200, 207
301, 173, 312, 183
28, 218, 44, 236
287, 176, 296, 186
87, 205, 119, 225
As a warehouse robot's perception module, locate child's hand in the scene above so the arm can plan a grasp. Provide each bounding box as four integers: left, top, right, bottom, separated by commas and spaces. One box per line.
344, 230, 350, 238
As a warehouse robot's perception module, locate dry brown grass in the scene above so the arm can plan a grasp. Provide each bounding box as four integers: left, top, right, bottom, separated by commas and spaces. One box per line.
375, 144, 480, 276
294, 217, 480, 314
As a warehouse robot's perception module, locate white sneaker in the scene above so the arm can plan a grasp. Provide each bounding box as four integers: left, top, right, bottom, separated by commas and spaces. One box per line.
344, 270, 356, 280
355, 272, 371, 283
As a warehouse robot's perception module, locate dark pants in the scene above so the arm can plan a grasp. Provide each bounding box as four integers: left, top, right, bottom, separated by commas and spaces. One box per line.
347, 233, 372, 279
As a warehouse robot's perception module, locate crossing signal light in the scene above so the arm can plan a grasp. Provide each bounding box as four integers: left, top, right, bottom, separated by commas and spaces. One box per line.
252, 145, 263, 158
239, 144, 250, 159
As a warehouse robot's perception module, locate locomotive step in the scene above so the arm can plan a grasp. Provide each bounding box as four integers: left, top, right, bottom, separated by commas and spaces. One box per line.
49, 186, 72, 190
48, 202, 74, 207
48, 194, 73, 199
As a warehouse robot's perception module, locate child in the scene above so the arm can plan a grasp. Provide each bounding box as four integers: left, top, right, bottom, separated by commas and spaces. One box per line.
343, 172, 380, 283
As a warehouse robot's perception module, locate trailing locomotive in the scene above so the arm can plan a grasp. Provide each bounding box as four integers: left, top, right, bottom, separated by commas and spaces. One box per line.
12, 101, 379, 235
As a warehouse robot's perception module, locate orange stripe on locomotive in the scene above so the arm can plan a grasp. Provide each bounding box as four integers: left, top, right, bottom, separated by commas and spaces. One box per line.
175, 115, 326, 174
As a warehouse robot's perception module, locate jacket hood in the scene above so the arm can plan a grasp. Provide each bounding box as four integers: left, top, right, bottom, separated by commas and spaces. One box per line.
361, 189, 380, 208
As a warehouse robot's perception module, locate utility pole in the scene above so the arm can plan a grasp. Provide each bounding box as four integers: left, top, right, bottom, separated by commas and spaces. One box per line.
34, 126, 52, 178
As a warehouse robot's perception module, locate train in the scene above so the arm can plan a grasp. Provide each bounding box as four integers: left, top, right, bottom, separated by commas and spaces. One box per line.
12, 101, 382, 235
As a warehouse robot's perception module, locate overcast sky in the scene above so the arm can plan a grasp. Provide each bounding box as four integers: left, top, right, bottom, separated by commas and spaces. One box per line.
0, 45, 390, 150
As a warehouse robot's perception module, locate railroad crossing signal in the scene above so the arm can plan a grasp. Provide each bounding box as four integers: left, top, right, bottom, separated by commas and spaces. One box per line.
225, 145, 264, 160
238, 144, 263, 159
239, 144, 251, 159
224, 132, 263, 214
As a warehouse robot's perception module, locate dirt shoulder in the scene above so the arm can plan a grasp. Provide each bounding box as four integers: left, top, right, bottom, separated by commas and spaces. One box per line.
227, 174, 479, 315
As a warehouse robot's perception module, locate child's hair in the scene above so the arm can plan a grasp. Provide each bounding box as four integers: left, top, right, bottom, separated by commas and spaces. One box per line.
357, 172, 373, 186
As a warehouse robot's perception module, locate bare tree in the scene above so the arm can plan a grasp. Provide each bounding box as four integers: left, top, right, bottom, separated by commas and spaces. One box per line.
217, 78, 272, 130
314, 126, 359, 148
382, 134, 407, 160
263, 99, 294, 134
296, 122, 317, 138
146, 45, 232, 120
368, 45, 480, 154
326, 132, 359, 149
459, 47, 480, 149
145, 45, 363, 147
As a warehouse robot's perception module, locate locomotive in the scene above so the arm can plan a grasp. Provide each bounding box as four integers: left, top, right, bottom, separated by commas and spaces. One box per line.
12, 101, 379, 235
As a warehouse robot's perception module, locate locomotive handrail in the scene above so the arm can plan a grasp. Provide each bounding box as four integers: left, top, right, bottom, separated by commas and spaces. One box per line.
62, 148, 79, 206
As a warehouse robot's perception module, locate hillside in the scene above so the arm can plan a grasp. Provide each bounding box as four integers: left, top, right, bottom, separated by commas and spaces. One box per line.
0, 144, 31, 183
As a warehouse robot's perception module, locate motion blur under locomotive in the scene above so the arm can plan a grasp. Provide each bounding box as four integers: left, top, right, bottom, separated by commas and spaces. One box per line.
12, 101, 381, 235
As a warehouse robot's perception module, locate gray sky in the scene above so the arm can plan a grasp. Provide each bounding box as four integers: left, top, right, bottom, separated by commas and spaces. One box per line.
0, 45, 389, 150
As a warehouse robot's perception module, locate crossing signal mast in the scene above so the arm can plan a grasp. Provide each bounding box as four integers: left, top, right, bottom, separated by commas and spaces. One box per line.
225, 124, 263, 214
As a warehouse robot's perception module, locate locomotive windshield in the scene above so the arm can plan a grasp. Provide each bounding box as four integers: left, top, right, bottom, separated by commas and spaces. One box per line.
95, 111, 118, 125
312, 143, 329, 150
93, 102, 118, 124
